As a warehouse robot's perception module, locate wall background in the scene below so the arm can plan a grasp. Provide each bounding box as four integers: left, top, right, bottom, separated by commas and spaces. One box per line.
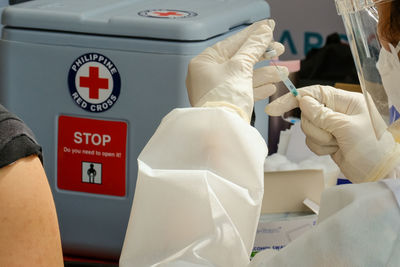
267, 0, 346, 60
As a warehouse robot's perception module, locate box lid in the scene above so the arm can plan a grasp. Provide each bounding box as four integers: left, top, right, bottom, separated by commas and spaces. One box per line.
1, 0, 270, 41
261, 169, 325, 214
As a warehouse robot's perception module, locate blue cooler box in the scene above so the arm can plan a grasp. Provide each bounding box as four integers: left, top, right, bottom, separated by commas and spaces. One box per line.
0, 0, 270, 260
0, 0, 7, 30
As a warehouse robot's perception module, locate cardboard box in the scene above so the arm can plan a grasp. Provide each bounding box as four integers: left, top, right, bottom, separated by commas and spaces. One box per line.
253, 169, 324, 256
252, 213, 317, 257
261, 169, 325, 214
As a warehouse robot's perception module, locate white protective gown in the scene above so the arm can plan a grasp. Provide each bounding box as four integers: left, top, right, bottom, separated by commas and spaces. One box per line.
120, 107, 400, 267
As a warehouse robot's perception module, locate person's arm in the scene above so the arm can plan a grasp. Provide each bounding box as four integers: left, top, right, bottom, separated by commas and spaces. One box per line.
120, 20, 284, 266
0, 155, 63, 266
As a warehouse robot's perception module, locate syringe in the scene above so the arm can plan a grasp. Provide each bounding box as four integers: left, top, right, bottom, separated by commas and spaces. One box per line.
272, 62, 299, 98
264, 47, 301, 124
265, 48, 300, 99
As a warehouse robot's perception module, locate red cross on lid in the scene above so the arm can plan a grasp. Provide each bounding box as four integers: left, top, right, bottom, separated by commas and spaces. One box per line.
80, 66, 109, 99
153, 11, 184, 17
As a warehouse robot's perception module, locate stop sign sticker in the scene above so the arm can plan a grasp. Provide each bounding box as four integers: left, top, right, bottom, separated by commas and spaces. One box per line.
57, 115, 127, 196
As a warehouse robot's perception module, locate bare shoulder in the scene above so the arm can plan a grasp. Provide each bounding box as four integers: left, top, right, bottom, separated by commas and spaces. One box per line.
0, 155, 63, 266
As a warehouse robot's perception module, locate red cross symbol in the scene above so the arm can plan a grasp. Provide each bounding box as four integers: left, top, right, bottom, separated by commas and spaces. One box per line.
153, 11, 183, 17
79, 66, 109, 99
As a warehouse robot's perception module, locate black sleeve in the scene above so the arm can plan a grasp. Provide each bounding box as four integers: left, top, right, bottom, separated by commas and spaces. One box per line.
0, 105, 42, 168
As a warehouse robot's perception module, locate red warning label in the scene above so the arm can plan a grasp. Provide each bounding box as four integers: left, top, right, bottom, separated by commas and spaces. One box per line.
57, 115, 127, 196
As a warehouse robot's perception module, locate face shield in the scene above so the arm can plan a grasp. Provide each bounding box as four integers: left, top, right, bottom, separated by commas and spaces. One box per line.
335, 0, 400, 139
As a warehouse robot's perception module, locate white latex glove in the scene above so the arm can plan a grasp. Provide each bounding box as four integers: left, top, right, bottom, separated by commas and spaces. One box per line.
265, 85, 400, 183
186, 19, 288, 123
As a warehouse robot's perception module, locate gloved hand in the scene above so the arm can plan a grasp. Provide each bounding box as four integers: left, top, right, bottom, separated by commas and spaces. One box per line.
265, 85, 400, 183
186, 20, 288, 123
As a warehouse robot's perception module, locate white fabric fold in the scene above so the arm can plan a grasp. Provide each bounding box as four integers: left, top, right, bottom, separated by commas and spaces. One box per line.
120, 108, 267, 267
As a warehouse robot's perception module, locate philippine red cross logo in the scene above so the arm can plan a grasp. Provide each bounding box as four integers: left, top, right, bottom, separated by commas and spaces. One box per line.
68, 53, 121, 113
138, 9, 197, 19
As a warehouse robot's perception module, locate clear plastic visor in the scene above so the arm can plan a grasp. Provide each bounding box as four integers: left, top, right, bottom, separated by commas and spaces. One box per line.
336, 0, 394, 138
